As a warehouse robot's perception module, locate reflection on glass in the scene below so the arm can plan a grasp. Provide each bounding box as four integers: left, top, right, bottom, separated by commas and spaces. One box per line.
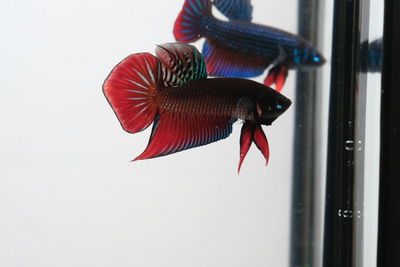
362, 38, 383, 73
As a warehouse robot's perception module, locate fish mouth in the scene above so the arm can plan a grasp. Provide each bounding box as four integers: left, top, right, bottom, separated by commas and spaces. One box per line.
260, 111, 288, 125
260, 117, 277, 126
299, 60, 326, 70
314, 56, 326, 67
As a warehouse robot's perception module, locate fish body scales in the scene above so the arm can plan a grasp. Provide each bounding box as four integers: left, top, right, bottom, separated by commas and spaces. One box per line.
158, 79, 243, 119
200, 16, 301, 60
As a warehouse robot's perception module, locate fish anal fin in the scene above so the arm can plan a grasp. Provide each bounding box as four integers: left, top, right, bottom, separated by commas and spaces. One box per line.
134, 113, 233, 160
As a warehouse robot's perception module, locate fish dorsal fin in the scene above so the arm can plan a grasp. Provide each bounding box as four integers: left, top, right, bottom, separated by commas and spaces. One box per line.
213, 0, 253, 22
155, 42, 208, 87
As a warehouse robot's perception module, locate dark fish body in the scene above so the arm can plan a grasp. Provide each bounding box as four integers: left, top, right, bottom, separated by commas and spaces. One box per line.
159, 78, 277, 122
174, 0, 325, 91
103, 43, 291, 172
200, 16, 314, 68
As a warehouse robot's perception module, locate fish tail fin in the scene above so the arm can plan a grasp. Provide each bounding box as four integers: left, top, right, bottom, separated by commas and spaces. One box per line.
103, 53, 161, 133
174, 0, 212, 43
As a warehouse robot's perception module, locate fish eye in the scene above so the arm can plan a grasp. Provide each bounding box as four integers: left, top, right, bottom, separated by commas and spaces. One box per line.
313, 55, 320, 62
276, 104, 283, 110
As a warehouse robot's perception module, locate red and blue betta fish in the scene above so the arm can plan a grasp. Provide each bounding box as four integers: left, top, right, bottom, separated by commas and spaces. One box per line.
103, 42, 291, 172
174, 0, 325, 91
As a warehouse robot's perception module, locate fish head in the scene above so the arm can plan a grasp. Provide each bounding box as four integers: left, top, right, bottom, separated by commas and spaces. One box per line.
293, 46, 326, 68
255, 90, 292, 125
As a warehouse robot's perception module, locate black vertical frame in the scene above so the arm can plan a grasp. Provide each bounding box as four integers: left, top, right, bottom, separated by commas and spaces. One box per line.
323, 0, 369, 266
377, 0, 400, 266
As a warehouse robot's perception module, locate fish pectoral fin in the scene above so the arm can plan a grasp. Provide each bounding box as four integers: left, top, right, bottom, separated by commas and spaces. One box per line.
238, 123, 270, 173
133, 113, 233, 161
263, 64, 288, 92
203, 39, 271, 78
234, 97, 254, 121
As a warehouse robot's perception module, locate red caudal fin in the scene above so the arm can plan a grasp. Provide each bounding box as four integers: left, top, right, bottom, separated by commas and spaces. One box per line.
238, 121, 254, 173
253, 125, 270, 166
103, 53, 161, 133
263, 65, 288, 92
174, 0, 211, 43
134, 113, 233, 161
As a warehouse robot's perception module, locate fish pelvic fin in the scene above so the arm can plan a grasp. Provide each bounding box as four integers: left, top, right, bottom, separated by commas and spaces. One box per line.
264, 65, 288, 92
103, 53, 161, 133
253, 125, 270, 166
174, 0, 212, 43
238, 121, 254, 173
238, 122, 270, 173
133, 113, 233, 161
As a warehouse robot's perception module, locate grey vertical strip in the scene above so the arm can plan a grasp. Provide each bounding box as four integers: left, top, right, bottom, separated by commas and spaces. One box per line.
290, 0, 323, 266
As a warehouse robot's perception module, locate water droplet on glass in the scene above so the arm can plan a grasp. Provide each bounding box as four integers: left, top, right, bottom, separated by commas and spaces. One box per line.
357, 140, 363, 151
347, 160, 353, 167
345, 140, 354, 151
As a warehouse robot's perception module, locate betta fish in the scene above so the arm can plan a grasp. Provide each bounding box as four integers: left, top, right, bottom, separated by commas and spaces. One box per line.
173, 0, 325, 91
103, 42, 291, 172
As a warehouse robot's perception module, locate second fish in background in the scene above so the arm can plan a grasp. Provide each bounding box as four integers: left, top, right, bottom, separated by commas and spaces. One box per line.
174, 0, 325, 91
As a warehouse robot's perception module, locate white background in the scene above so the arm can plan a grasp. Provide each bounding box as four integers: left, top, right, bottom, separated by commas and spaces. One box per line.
0, 1, 296, 266
0, 0, 348, 266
